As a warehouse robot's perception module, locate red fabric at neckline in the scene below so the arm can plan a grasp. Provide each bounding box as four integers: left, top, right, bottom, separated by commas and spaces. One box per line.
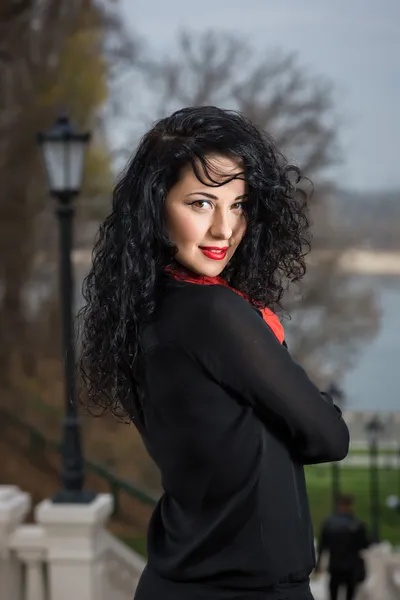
166, 267, 284, 344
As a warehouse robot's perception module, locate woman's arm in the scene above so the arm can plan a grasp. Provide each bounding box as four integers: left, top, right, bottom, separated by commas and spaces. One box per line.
179, 285, 349, 465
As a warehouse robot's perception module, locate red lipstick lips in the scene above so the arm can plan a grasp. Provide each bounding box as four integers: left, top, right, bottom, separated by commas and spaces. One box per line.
199, 246, 229, 261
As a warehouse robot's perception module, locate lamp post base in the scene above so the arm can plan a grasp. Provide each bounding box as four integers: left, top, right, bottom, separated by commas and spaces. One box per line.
52, 489, 97, 504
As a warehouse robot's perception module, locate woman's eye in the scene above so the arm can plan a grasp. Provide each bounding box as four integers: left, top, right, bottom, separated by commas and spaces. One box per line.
189, 200, 212, 210
232, 201, 246, 211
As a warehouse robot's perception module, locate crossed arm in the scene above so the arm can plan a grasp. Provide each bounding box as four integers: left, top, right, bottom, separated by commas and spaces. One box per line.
180, 286, 350, 465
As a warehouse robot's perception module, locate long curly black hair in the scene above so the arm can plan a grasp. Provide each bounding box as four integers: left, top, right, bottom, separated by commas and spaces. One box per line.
78, 106, 311, 419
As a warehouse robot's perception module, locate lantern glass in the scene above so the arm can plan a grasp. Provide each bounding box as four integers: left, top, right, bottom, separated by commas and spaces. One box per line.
38, 114, 90, 195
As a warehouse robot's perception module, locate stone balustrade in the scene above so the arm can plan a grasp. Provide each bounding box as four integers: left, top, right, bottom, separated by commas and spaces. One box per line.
0, 485, 399, 600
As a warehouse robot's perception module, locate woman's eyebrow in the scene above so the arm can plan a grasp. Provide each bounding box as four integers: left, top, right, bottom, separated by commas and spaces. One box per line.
186, 191, 219, 200
186, 192, 248, 200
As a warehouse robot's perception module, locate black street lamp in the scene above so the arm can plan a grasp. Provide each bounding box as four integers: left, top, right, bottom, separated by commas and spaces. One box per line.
398, 443, 400, 512
37, 113, 96, 503
365, 414, 384, 543
326, 382, 345, 512
396, 443, 400, 512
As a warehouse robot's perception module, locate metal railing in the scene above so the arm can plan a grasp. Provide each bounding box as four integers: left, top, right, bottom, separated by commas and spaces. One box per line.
0, 406, 158, 515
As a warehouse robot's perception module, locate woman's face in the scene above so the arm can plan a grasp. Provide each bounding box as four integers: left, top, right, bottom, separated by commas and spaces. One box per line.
165, 155, 247, 277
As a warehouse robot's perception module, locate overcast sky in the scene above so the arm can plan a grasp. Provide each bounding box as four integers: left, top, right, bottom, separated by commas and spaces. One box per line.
120, 0, 399, 192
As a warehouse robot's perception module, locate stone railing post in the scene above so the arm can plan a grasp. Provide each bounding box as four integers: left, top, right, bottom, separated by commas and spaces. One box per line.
0, 485, 31, 600
35, 494, 113, 600
386, 553, 400, 600
360, 542, 393, 600
9, 525, 47, 600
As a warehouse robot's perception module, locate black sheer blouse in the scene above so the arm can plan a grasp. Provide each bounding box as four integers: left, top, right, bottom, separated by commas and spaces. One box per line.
134, 280, 349, 599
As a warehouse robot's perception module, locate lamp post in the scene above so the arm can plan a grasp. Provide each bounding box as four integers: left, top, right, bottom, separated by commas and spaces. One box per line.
37, 113, 95, 503
326, 382, 345, 512
398, 443, 400, 512
365, 414, 383, 543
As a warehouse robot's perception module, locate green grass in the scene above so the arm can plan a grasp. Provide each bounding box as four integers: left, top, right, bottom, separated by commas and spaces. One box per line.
118, 535, 148, 556
306, 466, 400, 545
349, 448, 399, 456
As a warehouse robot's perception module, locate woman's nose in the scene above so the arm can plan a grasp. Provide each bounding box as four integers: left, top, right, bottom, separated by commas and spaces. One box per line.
210, 210, 233, 240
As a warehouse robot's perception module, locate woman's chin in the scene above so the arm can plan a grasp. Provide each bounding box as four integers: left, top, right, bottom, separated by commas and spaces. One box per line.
175, 259, 225, 278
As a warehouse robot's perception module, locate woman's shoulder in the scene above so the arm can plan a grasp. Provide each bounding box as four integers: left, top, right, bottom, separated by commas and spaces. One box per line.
161, 280, 254, 318
153, 281, 264, 345
143, 280, 274, 355
144, 282, 240, 352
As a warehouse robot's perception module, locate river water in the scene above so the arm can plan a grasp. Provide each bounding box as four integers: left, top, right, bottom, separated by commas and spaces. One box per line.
342, 276, 400, 411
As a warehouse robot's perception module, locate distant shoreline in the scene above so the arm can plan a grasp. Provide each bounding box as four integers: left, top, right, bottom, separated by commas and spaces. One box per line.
309, 249, 400, 275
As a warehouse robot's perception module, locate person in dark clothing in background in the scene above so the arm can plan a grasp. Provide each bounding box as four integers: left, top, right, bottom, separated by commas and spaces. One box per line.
79, 106, 350, 599
316, 494, 370, 600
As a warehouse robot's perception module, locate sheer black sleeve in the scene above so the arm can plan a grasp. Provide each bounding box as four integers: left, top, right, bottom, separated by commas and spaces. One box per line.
179, 286, 349, 465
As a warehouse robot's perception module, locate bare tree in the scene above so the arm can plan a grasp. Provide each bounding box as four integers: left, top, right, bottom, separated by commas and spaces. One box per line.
0, 0, 88, 138
283, 250, 378, 384
0, 0, 120, 384
138, 32, 339, 175
136, 30, 378, 386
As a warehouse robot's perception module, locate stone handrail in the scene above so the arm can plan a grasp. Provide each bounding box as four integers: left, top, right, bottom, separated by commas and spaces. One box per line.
100, 530, 146, 600
385, 554, 400, 600
0, 486, 32, 600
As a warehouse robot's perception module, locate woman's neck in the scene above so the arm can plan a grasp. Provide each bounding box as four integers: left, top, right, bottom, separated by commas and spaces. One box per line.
167, 263, 227, 286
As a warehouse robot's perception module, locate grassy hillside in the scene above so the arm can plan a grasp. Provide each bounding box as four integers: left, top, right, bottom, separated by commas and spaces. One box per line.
306, 465, 400, 545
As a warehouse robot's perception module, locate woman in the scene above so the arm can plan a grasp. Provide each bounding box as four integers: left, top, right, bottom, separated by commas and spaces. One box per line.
79, 106, 349, 600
